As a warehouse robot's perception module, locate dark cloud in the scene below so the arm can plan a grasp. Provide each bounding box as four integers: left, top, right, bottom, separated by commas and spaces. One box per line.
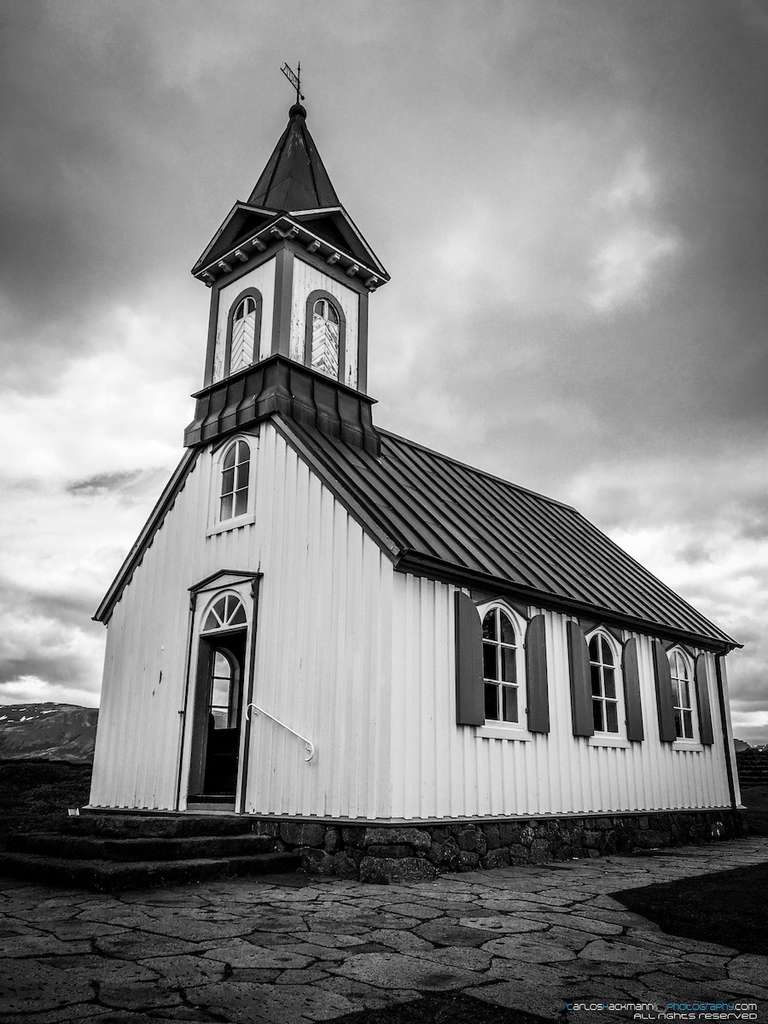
67, 470, 143, 496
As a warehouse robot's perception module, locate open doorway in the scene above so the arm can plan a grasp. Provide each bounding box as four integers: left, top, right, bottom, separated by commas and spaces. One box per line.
187, 593, 248, 805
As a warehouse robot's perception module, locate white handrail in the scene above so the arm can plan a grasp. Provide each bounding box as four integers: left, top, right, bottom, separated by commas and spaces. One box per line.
246, 703, 315, 763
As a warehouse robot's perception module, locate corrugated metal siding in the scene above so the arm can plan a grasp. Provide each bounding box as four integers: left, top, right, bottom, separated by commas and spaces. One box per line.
90, 423, 393, 816
278, 423, 734, 647
388, 576, 732, 819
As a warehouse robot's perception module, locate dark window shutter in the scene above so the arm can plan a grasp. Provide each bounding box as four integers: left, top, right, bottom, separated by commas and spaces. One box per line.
567, 620, 594, 737
695, 654, 715, 746
454, 592, 484, 726
652, 639, 677, 742
525, 614, 549, 734
621, 638, 644, 742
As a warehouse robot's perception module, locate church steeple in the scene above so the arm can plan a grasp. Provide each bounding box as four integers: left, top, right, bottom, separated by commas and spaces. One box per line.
185, 98, 388, 456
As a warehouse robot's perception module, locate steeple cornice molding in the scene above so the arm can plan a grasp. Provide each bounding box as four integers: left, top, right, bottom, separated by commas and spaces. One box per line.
193, 211, 387, 291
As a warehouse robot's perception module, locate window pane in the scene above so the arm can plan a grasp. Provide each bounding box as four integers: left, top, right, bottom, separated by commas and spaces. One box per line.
482, 611, 496, 641
499, 612, 515, 645
234, 488, 248, 516
484, 682, 499, 721
203, 611, 218, 631
502, 685, 518, 724
588, 636, 600, 661
600, 637, 614, 666
603, 667, 616, 699
680, 680, 691, 710
483, 642, 497, 681
223, 446, 236, 471
501, 646, 516, 684
593, 699, 604, 732
220, 494, 233, 520
221, 468, 235, 497
236, 441, 249, 466
674, 708, 683, 738
605, 700, 619, 733
683, 710, 693, 739
590, 664, 602, 696
230, 604, 246, 625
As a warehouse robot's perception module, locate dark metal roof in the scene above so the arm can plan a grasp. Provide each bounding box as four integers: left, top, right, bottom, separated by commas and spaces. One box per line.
248, 104, 339, 211
274, 418, 738, 651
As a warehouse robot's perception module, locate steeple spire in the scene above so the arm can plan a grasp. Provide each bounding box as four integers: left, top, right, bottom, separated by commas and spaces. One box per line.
248, 103, 340, 212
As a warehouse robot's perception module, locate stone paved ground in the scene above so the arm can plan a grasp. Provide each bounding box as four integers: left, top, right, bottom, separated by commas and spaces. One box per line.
1, 837, 767, 1024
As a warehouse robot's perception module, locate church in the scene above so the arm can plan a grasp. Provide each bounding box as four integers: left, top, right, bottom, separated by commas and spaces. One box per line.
89, 96, 743, 867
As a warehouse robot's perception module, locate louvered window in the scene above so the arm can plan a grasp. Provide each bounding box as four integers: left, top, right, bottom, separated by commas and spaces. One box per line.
231, 296, 257, 374
310, 297, 340, 379
220, 440, 250, 521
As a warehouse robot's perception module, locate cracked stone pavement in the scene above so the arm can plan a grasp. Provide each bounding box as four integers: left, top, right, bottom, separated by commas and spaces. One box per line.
1, 837, 767, 1023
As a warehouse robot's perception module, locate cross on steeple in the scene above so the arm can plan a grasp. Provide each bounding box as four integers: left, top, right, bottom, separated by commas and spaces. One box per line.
280, 61, 304, 106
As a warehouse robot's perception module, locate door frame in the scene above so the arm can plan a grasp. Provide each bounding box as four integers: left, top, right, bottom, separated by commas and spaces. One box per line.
175, 570, 262, 812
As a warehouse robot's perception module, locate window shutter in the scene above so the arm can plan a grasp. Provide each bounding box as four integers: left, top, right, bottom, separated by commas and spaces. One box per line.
454, 592, 484, 726
567, 620, 593, 737
525, 614, 550, 734
621, 638, 644, 742
652, 639, 677, 743
695, 654, 715, 746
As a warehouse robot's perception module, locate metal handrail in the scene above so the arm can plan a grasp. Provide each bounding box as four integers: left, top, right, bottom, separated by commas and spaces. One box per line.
246, 703, 315, 763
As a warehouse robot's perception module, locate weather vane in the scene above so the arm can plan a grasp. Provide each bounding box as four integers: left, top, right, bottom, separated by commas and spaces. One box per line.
280, 61, 304, 105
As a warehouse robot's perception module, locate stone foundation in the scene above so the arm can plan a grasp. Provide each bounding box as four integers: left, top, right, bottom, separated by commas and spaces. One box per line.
242, 808, 747, 883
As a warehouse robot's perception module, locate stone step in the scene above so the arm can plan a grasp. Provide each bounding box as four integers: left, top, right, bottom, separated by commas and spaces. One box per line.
64, 812, 265, 839
6, 831, 277, 862
0, 849, 301, 892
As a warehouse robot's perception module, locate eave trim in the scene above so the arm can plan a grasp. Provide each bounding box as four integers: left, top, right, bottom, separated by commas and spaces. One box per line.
93, 449, 200, 624
396, 552, 740, 653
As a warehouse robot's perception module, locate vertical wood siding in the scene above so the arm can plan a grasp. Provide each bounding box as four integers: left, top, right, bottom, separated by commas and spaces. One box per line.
212, 259, 276, 381
288, 257, 359, 388
90, 423, 393, 817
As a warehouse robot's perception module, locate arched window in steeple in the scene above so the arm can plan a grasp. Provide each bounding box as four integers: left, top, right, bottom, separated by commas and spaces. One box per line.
227, 290, 262, 375
304, 290, 346, 382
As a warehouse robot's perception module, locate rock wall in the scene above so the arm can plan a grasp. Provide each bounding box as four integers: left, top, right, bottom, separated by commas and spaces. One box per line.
245, 809, 747, 883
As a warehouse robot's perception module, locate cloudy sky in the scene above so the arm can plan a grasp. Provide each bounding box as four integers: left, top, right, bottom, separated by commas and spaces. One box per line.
1, 0, 766, 742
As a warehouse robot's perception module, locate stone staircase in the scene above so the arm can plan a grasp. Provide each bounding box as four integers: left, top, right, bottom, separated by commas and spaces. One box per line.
0, 811, 300, 891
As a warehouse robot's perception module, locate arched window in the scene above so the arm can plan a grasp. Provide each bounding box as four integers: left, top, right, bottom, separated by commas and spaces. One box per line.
304, 290, 346, 381
481, 605, 523, 725
219, 440, 250, 521
220, 289, 262, 379
669, 649, 694, 739
201, 593, 247, 633
588, 632, 621, 733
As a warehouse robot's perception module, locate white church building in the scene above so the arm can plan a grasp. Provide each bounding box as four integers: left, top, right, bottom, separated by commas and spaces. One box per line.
89, 99, 743, 871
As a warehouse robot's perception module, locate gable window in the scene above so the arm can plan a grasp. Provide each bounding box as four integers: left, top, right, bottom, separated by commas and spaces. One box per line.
589, 633, 620, 733
669, 649, 695, 739
482, 605, 523, 725
219, 440, 250, 521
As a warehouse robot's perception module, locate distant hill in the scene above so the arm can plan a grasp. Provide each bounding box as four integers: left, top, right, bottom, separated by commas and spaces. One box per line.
0, 703, 98, 763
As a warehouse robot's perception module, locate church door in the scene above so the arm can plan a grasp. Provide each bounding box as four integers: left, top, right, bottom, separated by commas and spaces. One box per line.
187, 593, 249, 804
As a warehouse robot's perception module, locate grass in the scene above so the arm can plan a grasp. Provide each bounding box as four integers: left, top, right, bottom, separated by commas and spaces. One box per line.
0, 760, 92, 841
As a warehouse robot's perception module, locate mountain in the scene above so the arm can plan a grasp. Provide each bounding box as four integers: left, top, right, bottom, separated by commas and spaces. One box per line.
0, 703, 98, 763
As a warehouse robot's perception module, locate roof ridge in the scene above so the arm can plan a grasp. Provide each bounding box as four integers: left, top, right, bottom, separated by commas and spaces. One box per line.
376, 427, 576, 512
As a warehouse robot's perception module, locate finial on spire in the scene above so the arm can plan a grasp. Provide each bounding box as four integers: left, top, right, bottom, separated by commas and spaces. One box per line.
281, 61, 304, 107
